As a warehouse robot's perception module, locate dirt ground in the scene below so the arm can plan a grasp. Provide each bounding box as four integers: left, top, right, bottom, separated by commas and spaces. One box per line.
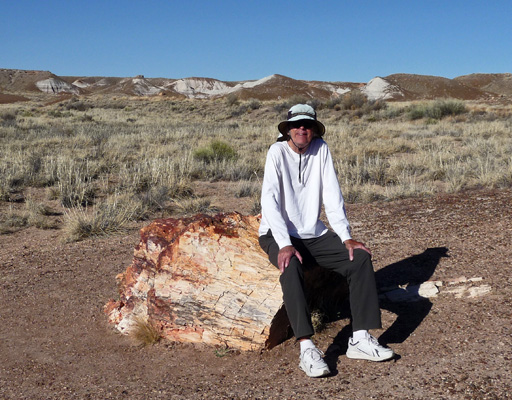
1, 187, 511, 399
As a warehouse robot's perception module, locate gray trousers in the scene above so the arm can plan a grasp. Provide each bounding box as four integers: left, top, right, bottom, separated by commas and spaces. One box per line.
259, 230, 382, 339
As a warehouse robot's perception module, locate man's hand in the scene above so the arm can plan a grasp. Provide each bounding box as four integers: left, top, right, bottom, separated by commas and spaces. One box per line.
277, 245, 303, 273
344, 239, 371, 261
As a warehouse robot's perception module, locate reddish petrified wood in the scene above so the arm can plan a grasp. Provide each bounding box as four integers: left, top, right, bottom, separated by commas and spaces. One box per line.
105, 212, 348, 351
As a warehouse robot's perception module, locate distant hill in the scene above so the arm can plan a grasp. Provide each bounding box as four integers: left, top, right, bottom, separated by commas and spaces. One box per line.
0, 68, 510, 104
454, 73, 512, 97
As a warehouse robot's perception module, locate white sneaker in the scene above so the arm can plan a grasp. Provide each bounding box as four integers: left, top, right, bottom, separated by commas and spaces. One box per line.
299, 347, 330, 377
346, 333, 394, 361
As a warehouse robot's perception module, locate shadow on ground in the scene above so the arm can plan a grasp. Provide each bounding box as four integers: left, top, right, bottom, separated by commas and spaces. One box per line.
324, 247, 449, 372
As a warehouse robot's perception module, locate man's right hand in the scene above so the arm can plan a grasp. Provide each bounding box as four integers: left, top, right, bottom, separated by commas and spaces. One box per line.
277, 245, 303, 273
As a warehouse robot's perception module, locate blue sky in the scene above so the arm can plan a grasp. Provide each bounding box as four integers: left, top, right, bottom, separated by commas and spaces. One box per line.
1, 0, 511, 83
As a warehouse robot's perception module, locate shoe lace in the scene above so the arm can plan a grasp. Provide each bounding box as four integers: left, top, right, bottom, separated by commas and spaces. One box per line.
303, 347, 325, 361
367, 334, 384, 348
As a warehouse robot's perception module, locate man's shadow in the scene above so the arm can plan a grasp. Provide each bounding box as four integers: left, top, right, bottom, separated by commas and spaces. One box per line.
323, 247, 449, 371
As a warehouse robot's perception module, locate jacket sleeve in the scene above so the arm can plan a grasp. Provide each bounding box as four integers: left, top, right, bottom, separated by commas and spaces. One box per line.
260, 148, 293, 249
321, 145, 352, 242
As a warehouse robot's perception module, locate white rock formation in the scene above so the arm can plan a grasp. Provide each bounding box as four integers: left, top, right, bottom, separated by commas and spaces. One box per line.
36, 78, 79, 94
361, 77, 402, 100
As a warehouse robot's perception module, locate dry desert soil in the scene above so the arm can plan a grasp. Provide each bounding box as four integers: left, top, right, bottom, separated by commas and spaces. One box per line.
1, 187, 511, 399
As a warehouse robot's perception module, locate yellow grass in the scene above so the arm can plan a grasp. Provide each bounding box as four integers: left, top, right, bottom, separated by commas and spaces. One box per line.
1, 97, 511, 238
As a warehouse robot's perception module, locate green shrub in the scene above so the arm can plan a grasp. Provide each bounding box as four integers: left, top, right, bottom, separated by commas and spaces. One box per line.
407, 100, 467, 120
342, 91, 366, 110
437, 100, 466, 116
324, 97, 343, 109
193, 140, 238, 163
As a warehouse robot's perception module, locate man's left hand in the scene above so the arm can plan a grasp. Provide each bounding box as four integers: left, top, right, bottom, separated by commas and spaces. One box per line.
344, 239, 371, 261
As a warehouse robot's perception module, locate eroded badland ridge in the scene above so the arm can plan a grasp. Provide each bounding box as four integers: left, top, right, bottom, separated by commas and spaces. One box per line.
1, 68, 511, 103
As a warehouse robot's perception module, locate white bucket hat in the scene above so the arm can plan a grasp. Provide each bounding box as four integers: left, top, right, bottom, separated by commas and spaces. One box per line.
277, 104, 326, 138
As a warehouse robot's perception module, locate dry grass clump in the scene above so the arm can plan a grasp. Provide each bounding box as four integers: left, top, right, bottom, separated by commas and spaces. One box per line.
0, 196, 60, 233
173, 197, 218, 215
214, 345, 239, 358
1, 96, 511, 239
311, 309, 327, 333
234, 179, 260, 198
130, 317, 162, 346
24, 196, 60, 229
62, 199, 136, 242
0, 206, 29, 234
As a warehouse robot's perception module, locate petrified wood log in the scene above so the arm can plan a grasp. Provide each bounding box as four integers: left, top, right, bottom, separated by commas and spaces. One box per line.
105, 212, 348, 351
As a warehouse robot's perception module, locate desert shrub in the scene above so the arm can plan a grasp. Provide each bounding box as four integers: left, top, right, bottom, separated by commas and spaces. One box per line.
324, 97, 343, 109
342, 91, 366, 110
273, 101, 290, 113
407, 106, 427, 121
307, 98, 322, 110
193, 140, 238, 164
437, 100, 466, 117
288, 95, 309, 106
48, 110, 67, 118
407, 100, 467, 120
65, 98, 92, 111
246, 99, 261, 110
362, 99, 387, 114
0, 112, 17, 127
230, 104, 249, 117
225, 93, 239, 107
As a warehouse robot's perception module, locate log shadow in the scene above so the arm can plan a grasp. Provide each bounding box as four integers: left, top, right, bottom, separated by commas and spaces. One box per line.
324, 247, 449, 372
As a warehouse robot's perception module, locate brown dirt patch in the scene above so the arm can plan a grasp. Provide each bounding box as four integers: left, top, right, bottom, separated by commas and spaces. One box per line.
0, 93, 30, 104
1, 188, 511, 399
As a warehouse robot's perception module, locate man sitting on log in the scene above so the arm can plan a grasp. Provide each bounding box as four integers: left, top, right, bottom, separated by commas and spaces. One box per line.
258, 104, 394, 378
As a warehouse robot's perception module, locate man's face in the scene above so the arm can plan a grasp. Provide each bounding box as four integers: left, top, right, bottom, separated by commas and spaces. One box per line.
288, 119, 316, 151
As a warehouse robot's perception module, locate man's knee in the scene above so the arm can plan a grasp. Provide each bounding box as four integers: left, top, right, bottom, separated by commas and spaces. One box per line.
279, 258, 304, 285
353, 248, 371, 262
348, 248, 374, 273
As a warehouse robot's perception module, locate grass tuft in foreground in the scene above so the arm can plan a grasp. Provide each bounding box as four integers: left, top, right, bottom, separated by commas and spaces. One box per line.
62, 200, 136, 242
130, 317, 162, 346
